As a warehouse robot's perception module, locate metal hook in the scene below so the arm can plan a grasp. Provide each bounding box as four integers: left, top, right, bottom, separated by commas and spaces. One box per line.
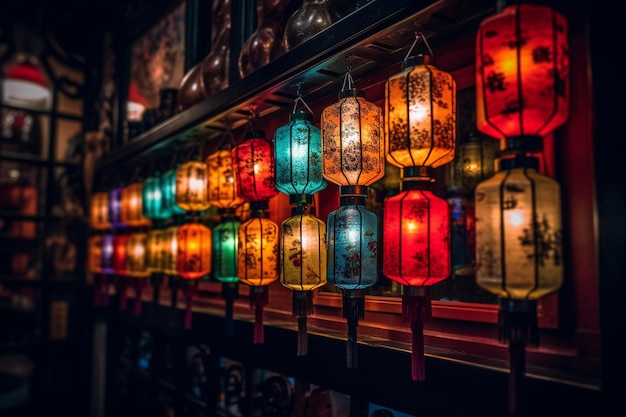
403, 32, 434, 64
341, 56, 354, 91
292, 82, 314, 115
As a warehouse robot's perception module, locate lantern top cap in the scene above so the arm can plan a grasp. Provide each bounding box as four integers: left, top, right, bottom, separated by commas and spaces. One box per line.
403, 54, 434, 69
290, 108, 313, 121
244, 129, 266, 140
338, 88, 365, 100
499, 155, 539, 171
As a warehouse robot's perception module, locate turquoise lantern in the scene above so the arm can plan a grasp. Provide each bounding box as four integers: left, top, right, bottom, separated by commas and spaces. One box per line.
161, 167, 186, 216
212, 213, 240, 334
142, 173, 170, 220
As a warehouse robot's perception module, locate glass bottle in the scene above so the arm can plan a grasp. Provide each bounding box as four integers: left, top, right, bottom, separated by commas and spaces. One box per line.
283, 0, 333, 52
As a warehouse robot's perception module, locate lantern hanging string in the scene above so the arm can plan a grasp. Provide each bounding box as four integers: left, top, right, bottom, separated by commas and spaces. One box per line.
292, 82, 313, 115
341, 56, 354, 91
403, 32, 434, 65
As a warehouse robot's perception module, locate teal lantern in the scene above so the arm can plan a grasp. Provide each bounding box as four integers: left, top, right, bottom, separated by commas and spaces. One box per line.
212, 212, 241, 334
161, 168, 186, 216
274, 108, 327, 202
142, 173, 170, 220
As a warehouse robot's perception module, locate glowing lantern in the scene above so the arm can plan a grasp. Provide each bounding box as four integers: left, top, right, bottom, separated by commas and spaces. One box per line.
321, 67, 383, 367
275, 109, 327, 199
280, 207, 327, 355
109, 187, 124, 228
88, 235, 103, 274
101, 234, 115, 275
89, 192, 110, 230
206, 149, 244, 209
146, 229, 166, 274
161, 168, 186, 216
458, 132, 497, 193
125, 232, 149, 316
113, 234, 130, 310
232, 129, 279, 343
231, 130, 278, 202
475, 155, 563, 413
121, 182, 151, 227
475, 3, 569, 151
176, 161, 210, 212
143, 173, 169, 220
385, 54, 456, 169
237, 207, 279, 343
212, 213, 241, 335
383, 169, 450, 380
163, 225, 180, 276
177, 222, 212, 329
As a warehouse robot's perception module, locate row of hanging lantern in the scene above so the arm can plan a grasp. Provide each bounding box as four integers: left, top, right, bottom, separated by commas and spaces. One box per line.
86, 3, 568, 409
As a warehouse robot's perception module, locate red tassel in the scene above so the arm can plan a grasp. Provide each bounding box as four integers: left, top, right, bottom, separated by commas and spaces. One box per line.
249, 286, 268, 344
411, 320, 425, 381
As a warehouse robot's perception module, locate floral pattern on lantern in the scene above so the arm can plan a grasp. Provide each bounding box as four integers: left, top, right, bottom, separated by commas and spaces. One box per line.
232, 130, 278, 202
176, 223, 212, 280
206, 149, 244, 209
176, 161, 210, 212
386, 55, 456, 168
162, 168, 186, 216
146, 229, 166, 274
125, 233, 150, 278
275, 109, 327, 197
475, 3, 569, 141
163, 225, 179, 276
321, 90, 384, 186
213, 219, 240, 284
238, 214, 279, 287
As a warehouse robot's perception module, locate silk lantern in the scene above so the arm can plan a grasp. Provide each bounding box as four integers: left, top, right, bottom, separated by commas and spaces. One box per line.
321, 67, 383, 367
109, 187, 124, 228
113, 234, 130, 310
177, 222, 212, 328
475, 2, 569, 152
207, 147, 244, 334
126, 232, 150, 316
475, 155, 562, 414
176, 161, 210, 212
143, 173, 170, 220
162, 168, 186, 216
275, 94, 328, 355
458, 132, 497, 194
89, 192, 110, 230
121, 182, 151, 227
383, 39, 456, 381
146, 228, 166, 304
232, 129, 279, 344
383, 169, 450, 381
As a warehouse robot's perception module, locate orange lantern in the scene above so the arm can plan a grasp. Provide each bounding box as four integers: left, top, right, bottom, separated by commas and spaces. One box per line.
476, 2, 569, 151
176, 222, 212, 329
89, 192, 110, 230
88, 235, 103, 274
176, 160, 210, 212
206, 148, 244, 210
121, 182, 151, 227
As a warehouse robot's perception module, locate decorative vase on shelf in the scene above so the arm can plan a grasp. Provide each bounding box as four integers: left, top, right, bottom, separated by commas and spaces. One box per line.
177, 62, 206, 111
283, 0, 333, 52
202, 0, 231, 96
238, 0, 292, 78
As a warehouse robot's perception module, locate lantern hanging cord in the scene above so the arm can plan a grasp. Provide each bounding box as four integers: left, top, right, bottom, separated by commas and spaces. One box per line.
403, 32, 434, 64
292, 82, 313, 115
244, 103, 258, 136
341, 57, 355, 91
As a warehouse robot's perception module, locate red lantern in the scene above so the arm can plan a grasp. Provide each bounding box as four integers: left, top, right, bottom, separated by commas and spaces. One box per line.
113, 234, 130, 311
476, 3, 569, 149
231, 130, 278, 202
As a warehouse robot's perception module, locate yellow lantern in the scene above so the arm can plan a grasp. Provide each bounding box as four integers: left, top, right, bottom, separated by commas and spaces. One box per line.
163, 225, 180, 276
206, 148, 244, 210
125, 232, 149, 278
176, 160, 210, 212
146, 229, 166, 274
121, 182, 151, 227
89, 192, 110, 230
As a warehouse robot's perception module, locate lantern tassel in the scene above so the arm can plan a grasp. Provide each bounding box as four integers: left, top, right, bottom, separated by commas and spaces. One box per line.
118, 276, 127, 311
184, 281, 197, 330
134, 279, 144, 317
342, 291, 365, 368
222, 282, 239, 336
250, 286, 268, 344
498, 299, 538, 416
403, 287, 432, 381
293, 291, 313, 356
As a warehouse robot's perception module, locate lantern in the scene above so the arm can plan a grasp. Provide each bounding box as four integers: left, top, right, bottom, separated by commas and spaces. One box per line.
475, 155, 562, 413
232, 129, 279, 343
176, 161, 210, 212
101, 234, 115, 275
163, 225, 180, 276
280, 207, 327, 355
206, 149, 244, 209
231, 130, 278, 202
385, 55, 456, 169
121, 182, 151, 227
177, 222, 212, 329
125, 232, 149, 316
143, 173, 169, 220
162, 168, 187, 216
475, 3, 569, 151
212, 213, 240, 335
458, 132, 497, 194
321, 67, 383, 367
146, 228, 166, 304
238, 208, 279, 343
88, 235, 103, 274
108, 187, 124, 228
113, 234, 130, 310
89, 192, 110, 230
275, 109, 327, 198
383, 171, 450, 380
383, 38, 456, 380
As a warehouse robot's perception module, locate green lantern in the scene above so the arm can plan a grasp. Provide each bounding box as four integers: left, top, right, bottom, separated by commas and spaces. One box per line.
143, 173, 170, 219
212, 212, 241, 334
161, 168, 186, 216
